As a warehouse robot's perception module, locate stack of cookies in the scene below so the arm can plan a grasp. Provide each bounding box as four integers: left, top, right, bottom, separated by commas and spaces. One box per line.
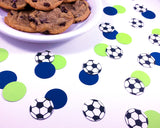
0, 0, 91, 34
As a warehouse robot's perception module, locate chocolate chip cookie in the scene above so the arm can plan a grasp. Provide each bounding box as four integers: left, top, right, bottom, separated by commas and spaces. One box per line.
61, 0, 91, 23
25, 0, 63, 11
4, 10, 36, 32
0, 0, 27, 10
29, 6, 74, 34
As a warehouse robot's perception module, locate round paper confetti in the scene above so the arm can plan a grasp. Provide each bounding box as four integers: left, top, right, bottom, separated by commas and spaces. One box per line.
152, 28, 160, 35
125, 108, 148, 128
0, 70, 17, 89
103, 6, 118, 16
150, 52, 160, 66
137, 53, 155, 68
116, 33, 132, 44
79, 70, 99, 85
2, 81, 26, 102
103, 30, 118, 40
83, 60, 102, 75
131, 70, 150, 87
129, 18, 144, 28
30, 98, 54, 120
35, 62, 56, 79
145, 110, 160, 128
52, 55, 67, 70
142, 10, 156, 19
0, 48, 9, 62
106, 45, 123, 59
124, 77, 145, 96
35, 50, 54, 63
148, 34, 160, 46
45, 88, 67, 109
82, 99, 105, 122
113, 5, 126, 14
133, 4, 147, 13
99, 22, 115, 33
94, 43, 108, 56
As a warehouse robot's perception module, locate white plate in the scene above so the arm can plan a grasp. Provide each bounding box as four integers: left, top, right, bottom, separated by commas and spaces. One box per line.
0, 0, 103, 43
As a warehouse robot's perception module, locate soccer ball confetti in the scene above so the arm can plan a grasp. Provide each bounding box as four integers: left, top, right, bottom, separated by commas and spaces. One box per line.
99, 22, 115, 33
29, 98, 54, 120
124, 77, 145, 96
83, 60, 102, 75
148, 34, 160, 46
82, 99, 105, 122
137, 53, 155, 68
129, 18, 144, 28
125, 108, 148, 128
106, 45, 123, 59
133, 4, 147, 13
35, 50, 55, 63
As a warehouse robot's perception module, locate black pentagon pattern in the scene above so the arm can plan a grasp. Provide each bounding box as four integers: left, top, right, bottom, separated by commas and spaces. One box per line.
125, 108, 148, 128
30, 98, 54, 120
83, 60, 102, 75
37, 102, 44, 108
83, 99, 105, 122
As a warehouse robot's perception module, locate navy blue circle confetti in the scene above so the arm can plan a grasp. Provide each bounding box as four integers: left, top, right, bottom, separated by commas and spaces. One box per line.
103, 30, 118, 40
150, 52, 160, 66
79, 70, 99, 85
0, 70, 17, 89
45, 88, 68, 109
34, 62, 56, 79
103, 6, 118, 16
141, 10, 156, 19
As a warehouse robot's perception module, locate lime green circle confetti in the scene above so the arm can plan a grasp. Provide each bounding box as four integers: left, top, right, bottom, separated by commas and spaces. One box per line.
116, 33, 132, 44
2, 81, 27, 102
94, 43, 108, 56
145, 110, 160, 128
113, 5, 126, 14
131, 70, 150, 87
52, 55, 67, 70
152, 28, 160, 35
0, 48, 9, 62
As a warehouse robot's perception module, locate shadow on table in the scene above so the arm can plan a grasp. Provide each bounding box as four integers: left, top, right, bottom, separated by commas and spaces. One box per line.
0, 28, 101, 54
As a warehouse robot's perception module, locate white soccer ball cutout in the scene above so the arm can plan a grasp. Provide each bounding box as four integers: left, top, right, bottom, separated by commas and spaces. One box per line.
99, 22, 115, 33
124, 77, 145, 96
129, 18, 144, 28
125, 108, 148, 128
137, 53, 155, 68
106, 45, 123, 59
83, 60, 102, 75
30, 98, 54, 120
133, 4, 147, 13
148, 34, 160, 46
35, 50, 55, 63
82, 99, 105, 122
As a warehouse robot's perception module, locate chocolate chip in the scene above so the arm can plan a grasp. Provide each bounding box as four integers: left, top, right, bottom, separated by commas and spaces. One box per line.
44, 2, 50, 7
42, 30, 50, 34
10, 12, 13, 15
28, 16, 34, 21
12, 3, 17, 8
11, 0, 17, 3
32, 0, 37, 2
28, 16, 38, 25
60, 6, 68, 13
20, 16, 24, 19
40, 18, 48, 24
75, 20, 81, 23
59, 22, 66, 26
